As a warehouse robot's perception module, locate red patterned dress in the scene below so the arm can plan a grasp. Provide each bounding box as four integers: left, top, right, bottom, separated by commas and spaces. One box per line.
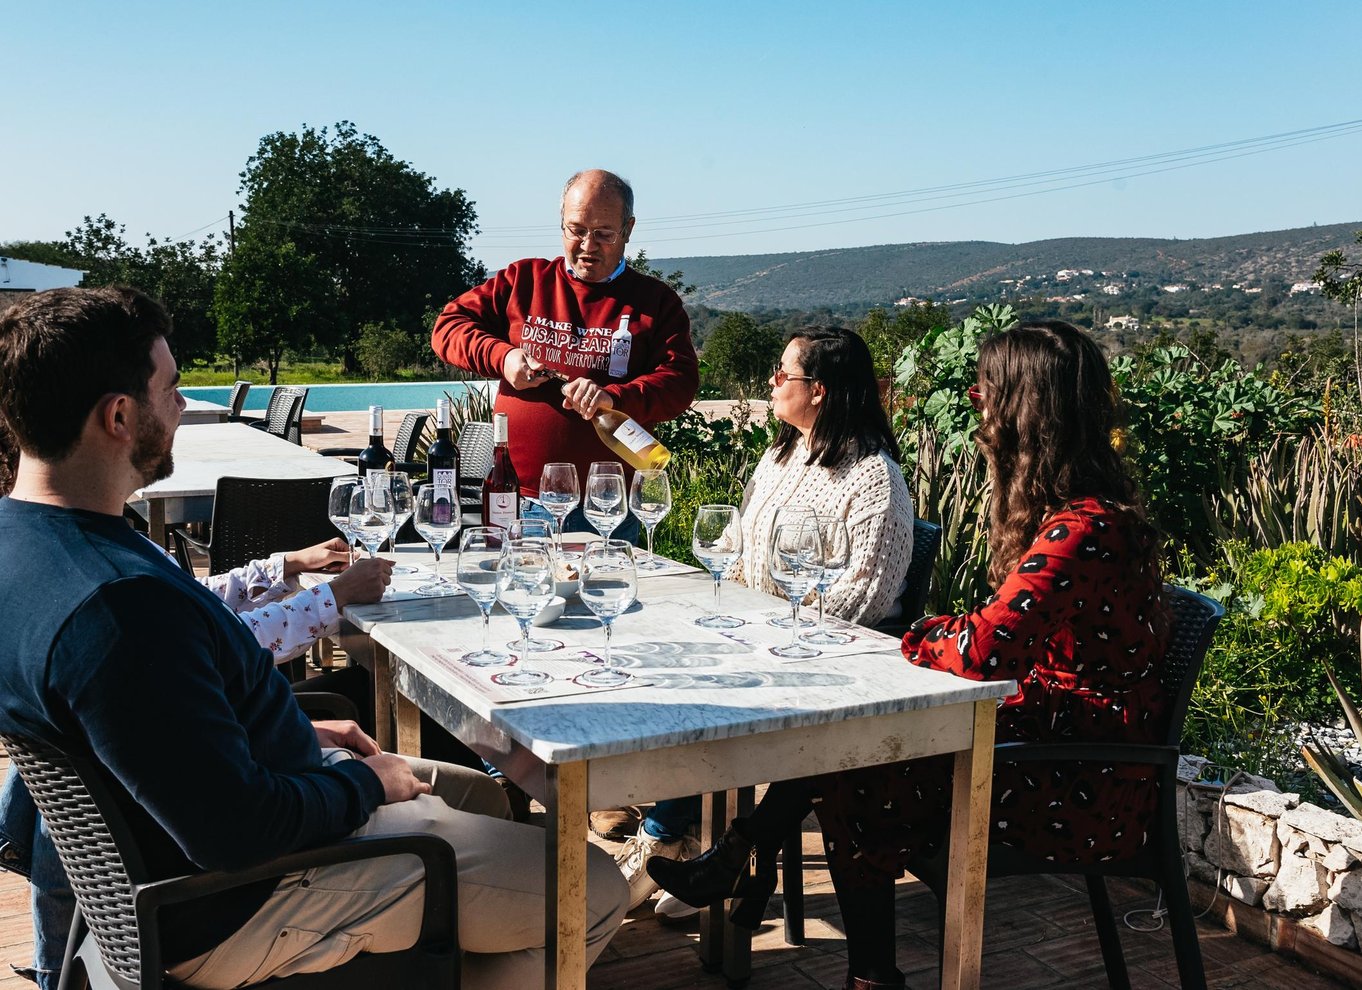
815, 496, 1167, 885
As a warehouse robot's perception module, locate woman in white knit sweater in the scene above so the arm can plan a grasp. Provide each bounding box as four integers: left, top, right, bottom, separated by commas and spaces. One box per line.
729, 325, 915, 626
616, 326, 916, 916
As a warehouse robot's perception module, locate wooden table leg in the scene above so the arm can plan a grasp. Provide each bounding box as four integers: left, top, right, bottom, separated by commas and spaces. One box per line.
722, 786, 755, 987
147, 500, 167, 550
395, 690, 421, 757
698, 790, 726, 972
370, 642, 394, 752
545, 761, 588, 990
941, 699, 997, 990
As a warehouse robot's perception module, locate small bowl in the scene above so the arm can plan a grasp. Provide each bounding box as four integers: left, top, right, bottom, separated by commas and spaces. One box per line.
555, 577, 581, 599
532, 596, 567, 626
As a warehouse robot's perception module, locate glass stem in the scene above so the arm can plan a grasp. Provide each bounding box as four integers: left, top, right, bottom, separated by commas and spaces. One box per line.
432, 545, 442, 580
519, 620, 531, 666
712, 572, 723, 616
480, 608, 491, 652
602, 620, 613, 671
817, 591, 827, 634
788, 597, 802, 650
644, 524, 655, 565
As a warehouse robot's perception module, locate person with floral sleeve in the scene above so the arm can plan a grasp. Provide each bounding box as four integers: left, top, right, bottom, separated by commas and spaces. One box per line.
649, 320, 1167, 990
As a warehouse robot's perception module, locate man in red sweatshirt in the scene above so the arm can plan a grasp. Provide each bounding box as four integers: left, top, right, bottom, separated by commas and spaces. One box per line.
430, 169, 699, 529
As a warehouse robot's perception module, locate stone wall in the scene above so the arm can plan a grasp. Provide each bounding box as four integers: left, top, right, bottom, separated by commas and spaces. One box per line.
1180, 755, 1362, 951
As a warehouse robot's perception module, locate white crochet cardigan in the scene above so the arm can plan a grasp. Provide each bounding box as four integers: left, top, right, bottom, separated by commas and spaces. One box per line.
727, 438, 915, 626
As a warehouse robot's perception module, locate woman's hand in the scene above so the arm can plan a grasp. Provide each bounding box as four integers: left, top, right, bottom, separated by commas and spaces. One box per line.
283, 538, 351, 576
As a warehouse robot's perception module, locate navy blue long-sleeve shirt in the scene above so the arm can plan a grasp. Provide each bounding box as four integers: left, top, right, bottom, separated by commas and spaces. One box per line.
0, 496, 385, 960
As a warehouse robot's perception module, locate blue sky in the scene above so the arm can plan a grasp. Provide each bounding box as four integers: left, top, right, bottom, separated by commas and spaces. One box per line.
3, 1, 1360, 270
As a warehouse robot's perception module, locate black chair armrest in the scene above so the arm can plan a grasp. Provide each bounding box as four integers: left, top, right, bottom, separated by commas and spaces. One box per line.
992, 740, 1180, 768
317, 447, 362, 458
133, 833, 457, 982
293, 691, 361, 724
247, 420, 268, 432
393, 459, 426, 479
171, 527, 210, 572
226, 413, 261, 425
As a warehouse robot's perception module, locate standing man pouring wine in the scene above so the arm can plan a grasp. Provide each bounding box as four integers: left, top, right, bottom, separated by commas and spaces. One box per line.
430, 169, 699, 535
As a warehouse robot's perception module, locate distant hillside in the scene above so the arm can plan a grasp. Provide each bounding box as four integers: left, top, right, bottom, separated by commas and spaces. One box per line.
656, 221, 1362, 311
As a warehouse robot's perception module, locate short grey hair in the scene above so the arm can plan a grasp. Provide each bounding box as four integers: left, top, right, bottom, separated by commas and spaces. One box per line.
561, 170, 634, 223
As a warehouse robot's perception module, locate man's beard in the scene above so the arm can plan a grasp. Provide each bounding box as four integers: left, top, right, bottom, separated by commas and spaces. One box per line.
131, 406, 174, 485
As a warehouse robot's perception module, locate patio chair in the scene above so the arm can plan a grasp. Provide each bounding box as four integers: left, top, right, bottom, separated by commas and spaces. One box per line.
319, 412, 431, 476
456, 422, 495, 521
779, 517, 943, 944
172, 475, 338, 575
0, 730, 458, 990
248, 386, 310, 445
901, 584, 1223, 990
225, 380, 252, 419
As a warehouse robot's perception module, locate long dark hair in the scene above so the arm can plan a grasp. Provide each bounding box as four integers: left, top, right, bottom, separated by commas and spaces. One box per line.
771, 325, 901, 467
975, 320, 1159, 588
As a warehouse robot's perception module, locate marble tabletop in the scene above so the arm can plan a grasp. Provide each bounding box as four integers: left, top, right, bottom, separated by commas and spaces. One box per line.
179, 397, 232, 425
359, 571, 1014, 765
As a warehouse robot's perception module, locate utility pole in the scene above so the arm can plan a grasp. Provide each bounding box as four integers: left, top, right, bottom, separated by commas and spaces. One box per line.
228, 210, 236, 254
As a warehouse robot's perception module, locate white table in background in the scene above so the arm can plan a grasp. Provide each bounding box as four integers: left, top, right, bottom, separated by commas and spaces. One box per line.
338, 568, 1010, 990
179, 397, 232, 425
129, 423, 356, 547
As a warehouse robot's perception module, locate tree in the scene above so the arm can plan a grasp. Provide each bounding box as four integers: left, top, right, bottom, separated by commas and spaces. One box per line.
701, 312, 783, 398
1314, 231, 1362, 399
212, 239, 329, 382
232, 122, 482, 365
858, 302, 953, 379
0, 240, 83, 268
57, 215, 223, 362
627, 249, 695, 297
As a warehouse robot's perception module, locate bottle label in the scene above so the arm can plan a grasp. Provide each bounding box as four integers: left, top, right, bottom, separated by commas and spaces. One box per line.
612, 416, 655, 454
433, 485, 454, 526
607, 314, 632, 378
432, 468, 456, 491
487, 492, 518, 531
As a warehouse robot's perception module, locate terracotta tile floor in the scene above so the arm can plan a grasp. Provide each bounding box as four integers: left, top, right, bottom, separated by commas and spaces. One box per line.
0, 754, 1352, 990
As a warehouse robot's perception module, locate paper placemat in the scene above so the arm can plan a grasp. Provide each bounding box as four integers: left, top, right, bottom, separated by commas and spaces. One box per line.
426, 644, 652, 703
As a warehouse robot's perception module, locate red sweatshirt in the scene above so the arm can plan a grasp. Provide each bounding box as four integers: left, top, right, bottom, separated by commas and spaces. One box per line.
431, 257, 699, 496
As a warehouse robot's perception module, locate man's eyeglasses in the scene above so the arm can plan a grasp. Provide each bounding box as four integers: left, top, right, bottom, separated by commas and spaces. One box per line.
967, 385, 984, 412
771, 366, 815, 387
562, 223, 623, 245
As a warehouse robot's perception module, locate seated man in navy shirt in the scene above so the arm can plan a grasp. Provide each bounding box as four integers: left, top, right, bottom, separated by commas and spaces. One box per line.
0, 287, 626, 989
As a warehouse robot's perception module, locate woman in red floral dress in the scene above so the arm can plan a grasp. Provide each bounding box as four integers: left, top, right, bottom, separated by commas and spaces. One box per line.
650, 320, 1167, 990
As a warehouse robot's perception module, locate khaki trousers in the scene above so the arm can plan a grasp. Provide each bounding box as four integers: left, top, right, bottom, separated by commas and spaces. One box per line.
168, 758, 627, 989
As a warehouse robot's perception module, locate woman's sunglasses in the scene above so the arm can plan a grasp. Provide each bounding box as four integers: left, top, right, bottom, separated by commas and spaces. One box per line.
967, 385, 984, 412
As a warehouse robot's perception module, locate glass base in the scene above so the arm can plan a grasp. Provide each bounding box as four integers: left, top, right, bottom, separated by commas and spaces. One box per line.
493, 668, 552, 686
461, 648, 511, 667
802, 628, 854, 646
508, 637, 564, 653
415, 579, 457, 597
391, 563, 419, 575
768, 614, 817, 629
578, 667, 631, 687
771, 642, 822, 659
636, 556, 668, 571
695, 614, 745, 629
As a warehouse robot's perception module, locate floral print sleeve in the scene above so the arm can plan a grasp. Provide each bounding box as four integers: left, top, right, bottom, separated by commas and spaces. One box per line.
200, 553, 292, 611
235, 585, 341, 664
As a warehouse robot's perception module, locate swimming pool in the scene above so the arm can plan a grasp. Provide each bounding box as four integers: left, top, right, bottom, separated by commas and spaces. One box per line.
181, 380, 494, 413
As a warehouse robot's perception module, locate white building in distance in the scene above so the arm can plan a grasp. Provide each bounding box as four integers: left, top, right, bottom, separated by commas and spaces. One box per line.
0, 258, 86, 310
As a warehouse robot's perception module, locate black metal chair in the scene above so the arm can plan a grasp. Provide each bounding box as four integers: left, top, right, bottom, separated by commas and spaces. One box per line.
0, 730, 458, 990
900, 584, 1223, 990
319, 412, 430, 476
778, 517, 944, 943
172, 475, 339, 575
248, 387, 309, 445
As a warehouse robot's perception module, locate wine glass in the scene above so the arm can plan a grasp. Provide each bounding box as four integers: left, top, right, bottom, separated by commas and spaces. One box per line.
768, 519, 825, 659
504, 517, 559, 653
328, 476, 361, 564
413, 483, 460, 597
578, 540, 638, 686
691, 504, 744, 629
538, 462, 580, 556
584, 461, 627, 542
629, 469, 672, 570
767, 505, 819, 629
455, 527, 510, 666
494, 540, 555, 685
370, 471, 417, 573
802, 517, 854, 645
349, 485, 394, 559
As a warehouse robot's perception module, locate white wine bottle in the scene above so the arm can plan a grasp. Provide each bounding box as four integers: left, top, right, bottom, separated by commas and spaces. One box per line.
538, 368, 671, 470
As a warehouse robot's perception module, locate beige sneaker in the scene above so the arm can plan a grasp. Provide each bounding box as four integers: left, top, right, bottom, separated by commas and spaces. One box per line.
614, 830, 701, 910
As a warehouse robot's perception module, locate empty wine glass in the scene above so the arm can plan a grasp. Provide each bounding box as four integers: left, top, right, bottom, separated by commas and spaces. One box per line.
494, 540, 555, 685
504, 517, 559, 653
768, 519, 825, 659
802, 517, 854, 645
767, 504, 819, 629
578, 540, 638, 686
629, 469, 672, 570
455, 527, 510, 666
538, 462, 580, 556
349, 485, 395, 559
413, 483, 460, 597
370, 471, 417, 573
584, 461, 627, 541
691, 504, 744, 629
328, 476, 361, 564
